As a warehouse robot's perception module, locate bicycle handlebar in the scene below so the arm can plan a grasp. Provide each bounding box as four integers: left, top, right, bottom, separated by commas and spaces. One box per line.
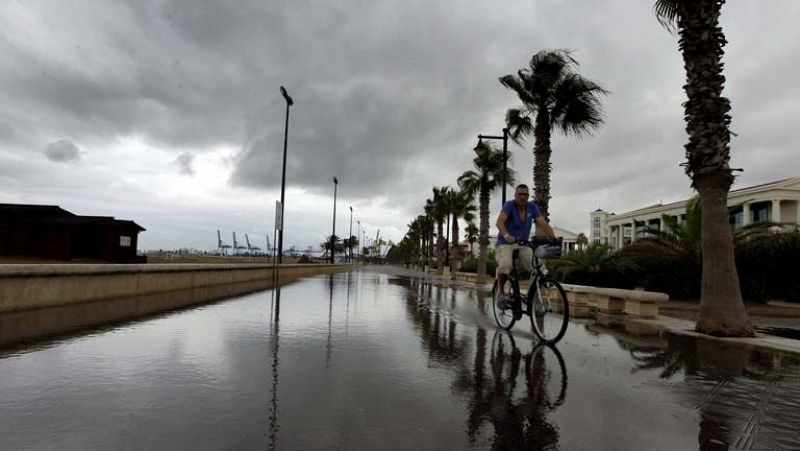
514, 237, 563, 259
514, 237, 562, 248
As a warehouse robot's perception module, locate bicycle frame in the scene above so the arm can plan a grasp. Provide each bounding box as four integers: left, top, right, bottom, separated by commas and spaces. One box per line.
506, 246, 550, 316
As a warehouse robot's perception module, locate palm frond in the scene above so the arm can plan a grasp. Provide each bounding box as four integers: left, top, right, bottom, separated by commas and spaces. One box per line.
505, 108, 533, 145
499, 74, 535, 105
551, 74, 608, 138
654, 0, 680, 31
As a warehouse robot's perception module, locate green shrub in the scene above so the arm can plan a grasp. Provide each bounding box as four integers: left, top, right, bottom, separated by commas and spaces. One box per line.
551, 244, 639, 289
618, 238, 701, 298
736, 228, 800, 302
459, 251, 497, 275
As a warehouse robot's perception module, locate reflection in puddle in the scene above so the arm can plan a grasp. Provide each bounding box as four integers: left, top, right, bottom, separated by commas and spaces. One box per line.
1, 267, 799, 450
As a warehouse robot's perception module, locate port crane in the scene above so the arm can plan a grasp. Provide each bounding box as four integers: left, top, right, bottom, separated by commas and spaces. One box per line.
217, 230, 231, 255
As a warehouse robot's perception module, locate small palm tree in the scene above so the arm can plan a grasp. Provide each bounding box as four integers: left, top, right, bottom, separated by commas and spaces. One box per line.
575, 233, 588, 251
459, 141, 514, 283
654, 0, 752, 336
465, 222, 479, 256
552, 244, 638, 288
500, 49, 607, 221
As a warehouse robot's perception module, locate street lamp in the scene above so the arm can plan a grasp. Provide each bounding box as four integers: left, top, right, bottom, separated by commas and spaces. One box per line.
348, 206, 353, 263
331, 176, 338, 264
357, 220, 361, 261
277, 86, 294, 264
476, 127, 509, 204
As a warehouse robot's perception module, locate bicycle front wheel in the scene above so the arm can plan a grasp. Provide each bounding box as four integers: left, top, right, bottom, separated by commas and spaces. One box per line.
527, 278, 569, 343
492, 279, 516, 330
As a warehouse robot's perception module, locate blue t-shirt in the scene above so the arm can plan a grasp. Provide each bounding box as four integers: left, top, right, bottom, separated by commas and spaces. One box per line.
497, 201, 541, 245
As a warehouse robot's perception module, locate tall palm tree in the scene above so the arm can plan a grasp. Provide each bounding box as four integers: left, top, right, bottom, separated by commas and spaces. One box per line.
500, 50, 607, 221
445, 188, 476, 270
654, 0, 752, 337
429, 186, 450, 272
459, 141, 514, 283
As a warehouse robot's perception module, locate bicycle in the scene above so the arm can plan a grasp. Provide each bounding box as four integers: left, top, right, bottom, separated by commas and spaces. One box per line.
491, 237, 569, 344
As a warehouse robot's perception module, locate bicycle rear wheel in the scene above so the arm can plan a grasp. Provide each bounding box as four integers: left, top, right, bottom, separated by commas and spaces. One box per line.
492, 279, 516, 330
527, 278, 569, 343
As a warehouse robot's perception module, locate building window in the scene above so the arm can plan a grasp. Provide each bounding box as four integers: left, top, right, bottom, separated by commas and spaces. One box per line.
751, 202, 769, 223
729, 207, 743, 230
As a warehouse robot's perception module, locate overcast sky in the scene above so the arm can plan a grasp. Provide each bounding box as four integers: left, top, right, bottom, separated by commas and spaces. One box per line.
1, 0, 798, 252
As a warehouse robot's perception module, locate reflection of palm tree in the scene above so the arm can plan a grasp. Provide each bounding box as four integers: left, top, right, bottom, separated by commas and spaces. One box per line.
625, 333, 798, 449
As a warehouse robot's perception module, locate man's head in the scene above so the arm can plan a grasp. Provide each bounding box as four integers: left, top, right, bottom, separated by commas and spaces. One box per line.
514, 184, 530, 206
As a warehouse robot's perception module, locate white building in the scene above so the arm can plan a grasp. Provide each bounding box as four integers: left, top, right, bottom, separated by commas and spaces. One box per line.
590, 177, 800, 250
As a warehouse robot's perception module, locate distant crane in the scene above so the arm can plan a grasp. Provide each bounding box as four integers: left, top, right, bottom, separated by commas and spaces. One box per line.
232, 232, 247, 255
245, 234, 260, 255
217, 230, 231, 256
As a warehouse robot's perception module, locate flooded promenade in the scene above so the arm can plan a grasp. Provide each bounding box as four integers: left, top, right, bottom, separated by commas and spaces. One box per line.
1, 266, 799, 450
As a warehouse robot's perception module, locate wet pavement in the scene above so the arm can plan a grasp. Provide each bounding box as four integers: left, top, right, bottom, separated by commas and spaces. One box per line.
1, 266, 799, 450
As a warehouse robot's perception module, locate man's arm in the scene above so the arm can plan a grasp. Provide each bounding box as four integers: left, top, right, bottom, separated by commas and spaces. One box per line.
496, 211, 514, 242
535, 216, 557, 240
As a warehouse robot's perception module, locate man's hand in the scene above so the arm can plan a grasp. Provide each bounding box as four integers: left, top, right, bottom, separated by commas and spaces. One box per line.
504, 233, 515, 244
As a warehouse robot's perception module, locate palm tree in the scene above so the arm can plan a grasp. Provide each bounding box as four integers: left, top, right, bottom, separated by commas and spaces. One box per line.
575, 233, 588, 251
459, 141, 514, 283
500, 50, 607, 222
465, 222, 479, 256
654, 0, 752, 336
429, 187, 450, 272
344, 235, 359, 261
445, 189, 476, 270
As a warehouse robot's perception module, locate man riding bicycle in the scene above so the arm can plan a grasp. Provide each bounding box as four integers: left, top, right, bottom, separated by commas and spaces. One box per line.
495, 184, 557, 303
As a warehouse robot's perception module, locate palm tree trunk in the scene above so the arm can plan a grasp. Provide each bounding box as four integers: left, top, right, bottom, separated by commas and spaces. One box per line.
451, 217, 460, 271
437, 219, 444, 272
533, 110, 552, 222
477, 185, 490, 283
678, 0, 752, 336
695, 172, 752, 335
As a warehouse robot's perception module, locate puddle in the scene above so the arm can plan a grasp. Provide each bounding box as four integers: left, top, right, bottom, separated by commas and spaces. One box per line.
1, 267, 799, 450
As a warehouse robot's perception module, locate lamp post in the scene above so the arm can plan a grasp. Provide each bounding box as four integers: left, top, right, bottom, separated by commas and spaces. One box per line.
331, 176, 338, 264
277, 86, 294, 264
476, 127, 509, 204
348, 206, 353, 263
357, 220, 360, 261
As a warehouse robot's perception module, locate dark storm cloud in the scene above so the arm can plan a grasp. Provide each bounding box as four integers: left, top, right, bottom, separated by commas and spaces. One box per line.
1, 0, 799, 245
0, 122, 13, 141
173, 152, 195, 176
44, 139, 82, 163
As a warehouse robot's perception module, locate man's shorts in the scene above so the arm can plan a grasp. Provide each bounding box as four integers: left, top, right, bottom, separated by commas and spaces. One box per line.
496, 244, 533, 276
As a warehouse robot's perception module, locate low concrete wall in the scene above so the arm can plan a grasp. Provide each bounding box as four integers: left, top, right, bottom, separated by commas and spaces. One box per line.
0, 263, 352, 314
0, 278, 276, 346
